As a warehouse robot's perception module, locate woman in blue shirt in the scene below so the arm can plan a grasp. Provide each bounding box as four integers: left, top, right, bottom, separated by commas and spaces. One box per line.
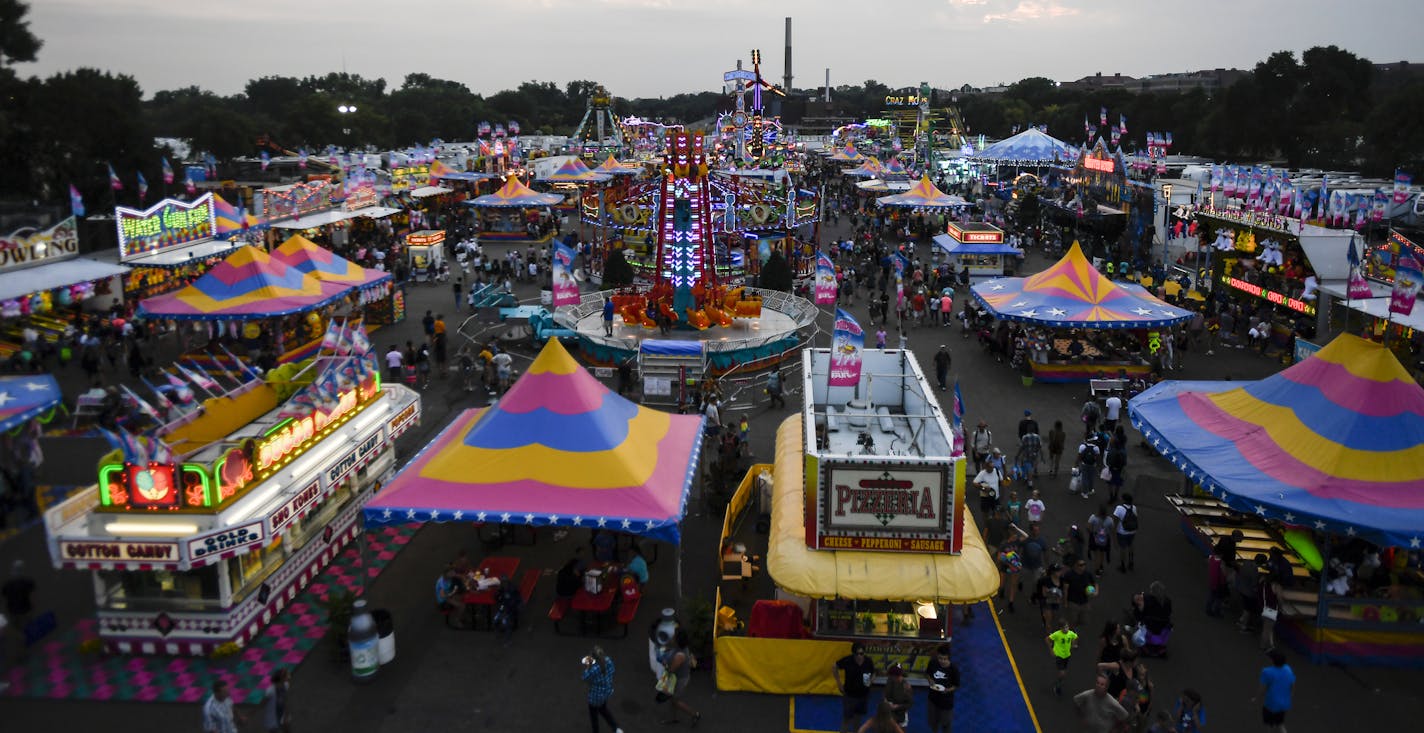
625, 545, 649, 585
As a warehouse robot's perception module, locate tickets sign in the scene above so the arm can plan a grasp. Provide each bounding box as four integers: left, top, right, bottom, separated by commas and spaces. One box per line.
116, 194, 216, 261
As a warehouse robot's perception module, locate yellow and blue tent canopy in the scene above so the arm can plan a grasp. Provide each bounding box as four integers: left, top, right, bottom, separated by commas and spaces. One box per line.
875, 175, 969, 209
1129, 334, 1424, 549
138, 246, 350, 321
271, 235, 391, 290
971, 242, 1193, 329
213, 195, 264, 237
537, 158, 612, 184
840, 156, 884, 178
594, 155, 641, 176
363, 339, 704, 542
826, 144, 864, 162
462, 176, 565, 209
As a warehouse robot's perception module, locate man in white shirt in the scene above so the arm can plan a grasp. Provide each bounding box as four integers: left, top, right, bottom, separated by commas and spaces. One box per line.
973, 464, 1000, 516
201, 680, 243, 733
384, 345, 404, 383
1103, 393, 1123, 431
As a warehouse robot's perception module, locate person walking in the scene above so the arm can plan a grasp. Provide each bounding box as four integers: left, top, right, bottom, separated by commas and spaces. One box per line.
1173, 688, 1207, 732
1047, 420, 1066, 477
1113, 493, 1139, 573
202, 679, 245, 733
766, 368, 786, 408
971, 421, 994, 467
1254, 650, 1295, 733
260, 668, 291, 733
581, 646, 623, 733
659, 628, 701, 726
834, 642, 875, 733
1075, 438, 1101, 499
1074, 673, 1130, 733
924, 644, 959, 733
384, 344, 403, 384
881, 663, 914, 730
1046, 619, 1079, 696
602, 298, 615, 337
933, 345, 951, 391
1063, 558, 1096, 630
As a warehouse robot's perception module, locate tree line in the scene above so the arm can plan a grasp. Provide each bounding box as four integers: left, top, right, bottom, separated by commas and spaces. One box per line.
0, 0, 1418, 209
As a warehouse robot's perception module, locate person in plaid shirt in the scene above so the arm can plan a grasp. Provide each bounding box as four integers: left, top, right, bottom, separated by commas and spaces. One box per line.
581, 647, 623, 733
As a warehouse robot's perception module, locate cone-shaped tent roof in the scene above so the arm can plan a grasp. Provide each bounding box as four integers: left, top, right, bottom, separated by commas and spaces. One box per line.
537, 158, 612, 183
463, 177, 565, 208
1129, 335, 1424, 549
138, 246, 350, 320
827, 144, 864, 162
363, 339, 704, 542
971, 242, 1193, 328
875, 175, 969, 209
594, 155, 641, 175
841, 156, 884, 178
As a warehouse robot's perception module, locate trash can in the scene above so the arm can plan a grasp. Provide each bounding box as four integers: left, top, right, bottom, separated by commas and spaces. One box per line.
372, 609, 396, 665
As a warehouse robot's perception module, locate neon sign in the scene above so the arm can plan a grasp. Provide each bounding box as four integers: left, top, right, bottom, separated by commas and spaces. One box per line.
115, 194, 216, 261
1221, 275, 1316, 316
255, 381, 374, 474
1083, 157, 1115, 173
945, 222, 1004, 245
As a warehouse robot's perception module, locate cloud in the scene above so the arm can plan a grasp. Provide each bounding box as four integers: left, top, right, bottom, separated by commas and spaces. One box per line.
947, 0, 989, 5
982, 1, 1081, 23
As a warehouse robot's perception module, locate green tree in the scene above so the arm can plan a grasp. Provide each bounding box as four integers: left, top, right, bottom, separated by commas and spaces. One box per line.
602, 247, 634, 287
27, 68, 155, 202
758, 250, 793, 292
0, 0, 41, 71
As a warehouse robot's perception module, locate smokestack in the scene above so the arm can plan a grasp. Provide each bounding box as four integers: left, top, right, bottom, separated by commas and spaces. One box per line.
783, 17, 793, 94
825, 68, 831, 103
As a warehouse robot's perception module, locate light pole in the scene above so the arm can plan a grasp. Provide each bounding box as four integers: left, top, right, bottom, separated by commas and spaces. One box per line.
338, 104, 358, 147
1161, 182, 1173, 269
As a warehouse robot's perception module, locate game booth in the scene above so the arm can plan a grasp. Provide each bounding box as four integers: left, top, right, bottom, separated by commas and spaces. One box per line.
1130, 334, 1424, 667
138, 240, 395, 369
42, 339, 421, 655
971, 243, 1194, 382
710, 347, 1039, 732
932, 221, 1019, 281
0, 217, 129, 364
460, 176, 564, 243
115, 194, 259, 305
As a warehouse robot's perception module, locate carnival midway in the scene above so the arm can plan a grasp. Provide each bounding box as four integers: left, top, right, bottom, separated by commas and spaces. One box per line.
2, 16, 1424, 733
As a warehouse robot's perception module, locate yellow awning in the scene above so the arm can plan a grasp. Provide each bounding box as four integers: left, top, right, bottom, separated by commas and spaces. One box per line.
766, 415, 1001, 604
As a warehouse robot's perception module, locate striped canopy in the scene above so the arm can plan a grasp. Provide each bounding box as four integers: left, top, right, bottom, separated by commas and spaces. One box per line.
213, 195, 264, 237
881, 157, 910, 178
463, 177, 564, 208
363, 339, 704, 542
0, 374, 62, 433
538, 158, 612, 183
1129, 335, 1424, 549
827, 144, 864, 162
594, 155, 641, 175
138, 246, 350, 320
270, 235, 391, 290
841, 156, 884, 178
876, 175, 969, 209
971, 243, 1193, 329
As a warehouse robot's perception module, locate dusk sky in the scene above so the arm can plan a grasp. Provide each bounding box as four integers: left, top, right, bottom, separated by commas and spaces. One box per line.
19, 0, 1422, 99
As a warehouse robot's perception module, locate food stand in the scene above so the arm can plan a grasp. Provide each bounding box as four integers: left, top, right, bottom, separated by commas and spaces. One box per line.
933, 222, 1018, 280
972, 243, 1193, 382
43, 356, 421, 655
714, 347, 1000, 693
1130, 334, 1424, 667
405, 230, 447, 283
0, 217, 129, 358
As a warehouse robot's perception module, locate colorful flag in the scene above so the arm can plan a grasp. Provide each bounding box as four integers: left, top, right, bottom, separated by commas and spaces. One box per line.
178, 362, 221, 393
184, 174, 196, 196
205, 153, 217, 177
551, 241, 581, 307
260, 150, 271, 170
1347, 237, 1374, 300
140, 376, 175, 412
1099, 107, 1107, 126
950, 379, 966, 458
1118, 114, 1127, 135
161, 157, 174, 185
1394, 170, 1413, 204
164, 372, 196, 404
120, 384, 163, 423
320, 318, 345, 352
893, 252, 909, 307
1083, 116, 1091, 137
1389, 253, 1422, 316
298, 148, 308, 169
108, 163, 123, 190
345, 319, 372, 356
828, 308, 863, 388
1372, 190, 1389, 223
814, 251, 837, 305
220, 344, 264, 381
1210, 165, 1222, 193
68, 184, 85, 217
1223, 166, 1237, 198
136, 171, 148, 203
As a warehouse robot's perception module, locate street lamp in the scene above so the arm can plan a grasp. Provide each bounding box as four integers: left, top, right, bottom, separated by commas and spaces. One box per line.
1162, 182, 1174, 268
338, 104, 357, 144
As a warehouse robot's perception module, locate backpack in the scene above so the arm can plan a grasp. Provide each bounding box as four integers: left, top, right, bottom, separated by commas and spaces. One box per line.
1121, 504, 1139, 532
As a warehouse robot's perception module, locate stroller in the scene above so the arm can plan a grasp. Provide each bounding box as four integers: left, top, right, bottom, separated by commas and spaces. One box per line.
1130, 588, 1174, 658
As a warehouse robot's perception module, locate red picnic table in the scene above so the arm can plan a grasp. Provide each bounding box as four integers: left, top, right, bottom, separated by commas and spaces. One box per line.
460, 556, 520, 628
570, 584, 618, 636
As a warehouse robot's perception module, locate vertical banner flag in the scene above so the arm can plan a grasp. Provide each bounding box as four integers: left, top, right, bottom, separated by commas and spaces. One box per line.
1347, 236, 1374, 300
136, 171, 148, 203
814, 251, 838, 304
1118, 114, 1127, 135
68, 184, 85, 217
1210, 164, 1222, 193
1372, 190, 1389, 223
1389, 254, 1422, 316
184, 174, 197, 196
108, 163, 123, 190
828, 308, 864, 388
950, 379, 966, 458
551, 240, 580, 306
1099, 107, 1107, 126
1394, 170, 1413, 204
260, 150, 271, 170
161, 157, 174, 185
1224, 166, 1237, 198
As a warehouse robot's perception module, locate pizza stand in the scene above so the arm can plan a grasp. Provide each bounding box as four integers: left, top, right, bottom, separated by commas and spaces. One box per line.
712, 347, 999, 695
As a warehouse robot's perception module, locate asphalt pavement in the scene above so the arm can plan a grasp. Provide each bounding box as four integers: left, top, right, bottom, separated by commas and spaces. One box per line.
3, 225, 1424, 732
